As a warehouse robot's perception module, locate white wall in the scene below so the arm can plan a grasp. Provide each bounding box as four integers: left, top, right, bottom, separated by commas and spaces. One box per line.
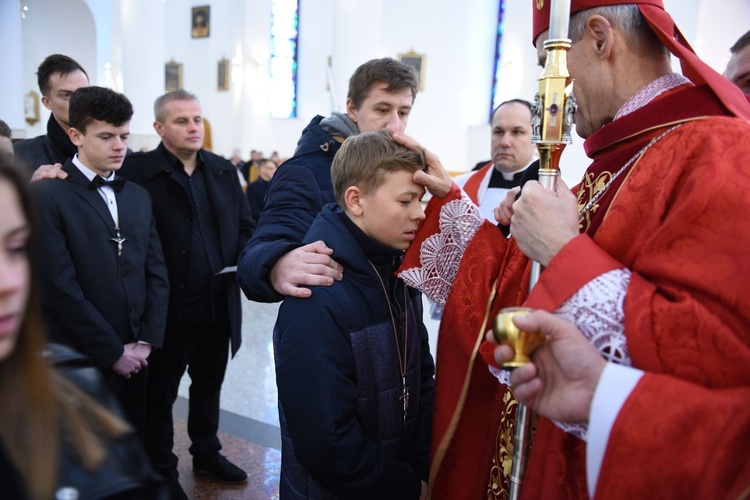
4, 0, 747, 176
0, 0, 24, 134
15, 0, 97, 139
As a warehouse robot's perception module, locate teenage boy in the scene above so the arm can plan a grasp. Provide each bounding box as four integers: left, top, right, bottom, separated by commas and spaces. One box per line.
274, 129, 434, 499
32, 86, 169, 436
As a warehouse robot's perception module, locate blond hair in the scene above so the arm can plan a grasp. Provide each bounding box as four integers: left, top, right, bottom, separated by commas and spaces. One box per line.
331, 129, 424, 208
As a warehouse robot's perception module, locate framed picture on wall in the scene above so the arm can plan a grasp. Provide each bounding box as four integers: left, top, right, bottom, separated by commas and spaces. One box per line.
218, 58, 230, 91
192, 5, 210, 38
398, 51, 426, 92
24, 90, 40, 125
165, 61, 183, 92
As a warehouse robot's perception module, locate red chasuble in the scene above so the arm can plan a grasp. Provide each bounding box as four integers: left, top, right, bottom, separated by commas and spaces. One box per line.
400, 84, 750, 499
596, 374, 750, 498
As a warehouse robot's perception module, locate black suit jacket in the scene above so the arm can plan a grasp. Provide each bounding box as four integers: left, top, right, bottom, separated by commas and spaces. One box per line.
120, 143, 254, 356
33, 161, 170, 370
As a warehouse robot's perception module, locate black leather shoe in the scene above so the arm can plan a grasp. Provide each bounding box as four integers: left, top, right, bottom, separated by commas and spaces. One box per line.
193, 452, 248, 484
167, 478, 189, 500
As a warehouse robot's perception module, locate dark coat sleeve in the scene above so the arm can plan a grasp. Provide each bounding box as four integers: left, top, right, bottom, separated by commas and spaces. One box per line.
237, 161, 325, 303
136, 210, 169, 348
235, 178, 255, 254
275, 293, 423, 499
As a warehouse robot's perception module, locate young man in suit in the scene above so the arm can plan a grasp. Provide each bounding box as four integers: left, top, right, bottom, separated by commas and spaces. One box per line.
32, 86, 169, 437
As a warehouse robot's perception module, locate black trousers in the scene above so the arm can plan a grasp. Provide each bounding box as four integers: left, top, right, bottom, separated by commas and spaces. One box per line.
104, 363, 149, 438
144, 316, 230, 479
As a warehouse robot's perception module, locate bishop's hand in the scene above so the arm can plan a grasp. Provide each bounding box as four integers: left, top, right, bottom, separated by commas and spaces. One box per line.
510, 177, 578, 266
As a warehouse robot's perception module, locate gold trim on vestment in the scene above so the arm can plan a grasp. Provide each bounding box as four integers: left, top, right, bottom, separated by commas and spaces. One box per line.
428, 278, 499, 496
581, 120, 690, 232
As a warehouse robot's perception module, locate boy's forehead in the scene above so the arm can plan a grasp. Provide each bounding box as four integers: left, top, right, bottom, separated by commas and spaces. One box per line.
83, 118, 130, 134
378, 168, 424, 191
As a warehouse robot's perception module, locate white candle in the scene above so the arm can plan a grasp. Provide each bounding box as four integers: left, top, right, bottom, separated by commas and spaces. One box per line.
549, 0, 571, 39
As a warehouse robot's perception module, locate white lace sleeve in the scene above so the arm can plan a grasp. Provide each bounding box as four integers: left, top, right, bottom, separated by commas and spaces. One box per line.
556, 268, 632, 367
487, 268, 632, 442
399, 191, 482, 305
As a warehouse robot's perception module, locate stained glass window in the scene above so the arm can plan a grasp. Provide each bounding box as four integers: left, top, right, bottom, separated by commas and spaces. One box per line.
270, 0, 299, 118
490, 0, 506, 121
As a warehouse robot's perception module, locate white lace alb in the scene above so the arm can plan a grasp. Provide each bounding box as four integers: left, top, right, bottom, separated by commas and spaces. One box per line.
398, 191, 482, 305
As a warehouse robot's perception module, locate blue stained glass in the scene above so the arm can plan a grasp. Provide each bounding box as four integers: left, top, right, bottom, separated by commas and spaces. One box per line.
270, 0, 299, 118
490, 0, 506, 121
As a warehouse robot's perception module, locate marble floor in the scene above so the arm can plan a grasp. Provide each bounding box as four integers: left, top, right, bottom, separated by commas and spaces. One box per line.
173, 294, 442, 499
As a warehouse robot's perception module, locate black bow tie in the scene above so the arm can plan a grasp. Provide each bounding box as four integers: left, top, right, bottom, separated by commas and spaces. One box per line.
89, 175, 126, 193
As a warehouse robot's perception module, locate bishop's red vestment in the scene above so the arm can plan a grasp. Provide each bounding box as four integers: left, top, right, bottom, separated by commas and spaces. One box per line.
399, 83, 750, 498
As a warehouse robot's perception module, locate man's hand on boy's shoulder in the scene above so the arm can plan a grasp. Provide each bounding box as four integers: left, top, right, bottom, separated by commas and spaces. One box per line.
31, 163, 67, 182
270, 240, 343, 298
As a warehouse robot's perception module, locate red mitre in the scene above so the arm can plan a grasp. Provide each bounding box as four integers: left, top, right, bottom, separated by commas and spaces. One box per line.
531, 0, 750, 119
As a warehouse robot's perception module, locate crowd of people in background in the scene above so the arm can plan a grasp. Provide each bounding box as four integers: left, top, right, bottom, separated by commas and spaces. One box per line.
2, 2, 750, 499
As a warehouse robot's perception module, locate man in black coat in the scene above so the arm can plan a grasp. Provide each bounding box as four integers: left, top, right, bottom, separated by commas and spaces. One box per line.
14, 54, 89, 173
32, 86, 169, 438
120, 90, 254, 499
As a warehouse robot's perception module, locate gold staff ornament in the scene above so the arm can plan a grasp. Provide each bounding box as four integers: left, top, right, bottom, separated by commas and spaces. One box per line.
497, 0, 576, 498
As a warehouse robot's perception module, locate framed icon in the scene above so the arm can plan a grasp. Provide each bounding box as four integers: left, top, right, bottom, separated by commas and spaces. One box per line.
398, 51, 426, 92
218, 58, 230, 91
165, 60, 183, 92
24, 90, 40, 125
192, 5, 210, 38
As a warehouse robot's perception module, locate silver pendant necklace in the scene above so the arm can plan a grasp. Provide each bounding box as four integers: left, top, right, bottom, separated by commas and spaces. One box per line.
368, 260, 409, 430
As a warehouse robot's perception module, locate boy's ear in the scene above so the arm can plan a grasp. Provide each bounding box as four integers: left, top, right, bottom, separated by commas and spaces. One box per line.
68, 127, 84, 148
344, 186, 364, 216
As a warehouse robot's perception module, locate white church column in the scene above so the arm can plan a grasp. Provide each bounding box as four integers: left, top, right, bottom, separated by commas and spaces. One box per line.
0, 2, 24, 134
112, 0, 166, 144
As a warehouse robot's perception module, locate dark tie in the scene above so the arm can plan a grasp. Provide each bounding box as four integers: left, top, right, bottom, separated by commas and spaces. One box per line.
89, 175, 126, 193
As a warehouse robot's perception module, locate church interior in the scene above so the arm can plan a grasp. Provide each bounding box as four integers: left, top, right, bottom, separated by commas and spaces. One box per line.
1, 0, 748, 497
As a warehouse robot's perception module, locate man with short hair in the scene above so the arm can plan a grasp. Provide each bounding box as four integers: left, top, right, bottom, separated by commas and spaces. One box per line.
396, 1, 750, 498
121, 90, 254, 498
724, 30, 750, 95
31, 86, 169, 438
14, 54, 89, 171
453, 99, 536, 225
237, 57, 419, 302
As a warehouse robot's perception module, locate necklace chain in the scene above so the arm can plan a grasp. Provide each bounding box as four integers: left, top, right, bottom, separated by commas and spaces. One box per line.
579, 124, 682, 219
368, 259, 411, 430
368, 260, 408, 377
